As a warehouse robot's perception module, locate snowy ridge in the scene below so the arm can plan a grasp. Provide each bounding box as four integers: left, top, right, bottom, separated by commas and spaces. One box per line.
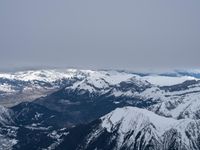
61, 70, 200, 120
82, 107, 200, 150
142, 75, 197, 86
0, 69, 87, 106
0, 69, 199, 118
65, 70, 141, 94
101, 106, 177, 134
0, 69, 198, 86
1, 69, 200, 149
0, 69, 78, 82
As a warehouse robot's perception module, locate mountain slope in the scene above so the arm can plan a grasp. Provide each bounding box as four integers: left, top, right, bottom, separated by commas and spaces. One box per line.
34, 71, 200, 123
0, 105, 14, 126
0, 69, 199, 106
1, 69, 200, 149
58, 107, 200, 150
0, 69, 84, 106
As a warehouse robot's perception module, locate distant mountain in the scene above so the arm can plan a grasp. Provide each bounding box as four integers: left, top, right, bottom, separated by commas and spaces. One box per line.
0, 69, 85, 106
34, 70, 200, 122
0, 69, 199, 106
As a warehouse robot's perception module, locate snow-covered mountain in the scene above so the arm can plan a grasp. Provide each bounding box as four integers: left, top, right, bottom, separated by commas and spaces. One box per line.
1, 68, 199, 121
0, 69, 86, 106
67, 70, 200, 120
1, 68, 200, 149
32, 69, 200, 121
0, 68, 199, 106
58, 106, 200, 150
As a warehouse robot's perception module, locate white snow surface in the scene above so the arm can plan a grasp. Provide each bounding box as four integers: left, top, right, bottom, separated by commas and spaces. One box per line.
0, 69, 198, 86
101, 106, 199, 146
143, 75, 197, 86
101, 106, 178, 134
1, 69, 200, 119
0, 69, 79, 82
67, 70, 137, 92
0, 83, 15, 93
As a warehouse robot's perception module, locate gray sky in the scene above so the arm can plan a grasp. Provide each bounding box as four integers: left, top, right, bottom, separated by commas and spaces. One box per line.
0, 0, 200, 71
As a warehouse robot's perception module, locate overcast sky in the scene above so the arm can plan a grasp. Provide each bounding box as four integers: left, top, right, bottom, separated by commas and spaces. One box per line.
0, 0, 200, 71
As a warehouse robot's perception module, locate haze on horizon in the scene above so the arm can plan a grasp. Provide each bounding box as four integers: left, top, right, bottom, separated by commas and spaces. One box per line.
0, 0, 200, 72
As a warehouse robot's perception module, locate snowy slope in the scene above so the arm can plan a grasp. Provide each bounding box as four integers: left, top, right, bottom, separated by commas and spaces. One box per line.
65, 70, 148, 96
0, 69, 198, 93
0, 69, 200, 149
143, 75, 197, 86
100, 107, 200, 149
58, 70, 200, 120
0, 69, 78, 82
1, 68, 200, 117
62, 107, 200, 150
0, 69, 86, 106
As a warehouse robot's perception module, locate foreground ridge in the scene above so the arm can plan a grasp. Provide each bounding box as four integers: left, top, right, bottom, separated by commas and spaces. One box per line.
58, 106, 200, 150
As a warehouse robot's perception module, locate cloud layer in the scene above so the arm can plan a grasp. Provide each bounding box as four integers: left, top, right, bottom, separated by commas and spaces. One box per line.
0, 0, 200, 71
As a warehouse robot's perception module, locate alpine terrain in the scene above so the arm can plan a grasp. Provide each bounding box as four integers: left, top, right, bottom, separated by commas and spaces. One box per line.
0, 69, 200, 150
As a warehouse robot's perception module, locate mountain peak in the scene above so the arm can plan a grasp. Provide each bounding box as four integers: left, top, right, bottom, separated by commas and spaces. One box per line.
101, 106, 178, 134
76, 107, 200, 150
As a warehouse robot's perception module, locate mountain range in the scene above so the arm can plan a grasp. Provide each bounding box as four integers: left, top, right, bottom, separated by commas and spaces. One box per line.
0, 69, 200, 149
